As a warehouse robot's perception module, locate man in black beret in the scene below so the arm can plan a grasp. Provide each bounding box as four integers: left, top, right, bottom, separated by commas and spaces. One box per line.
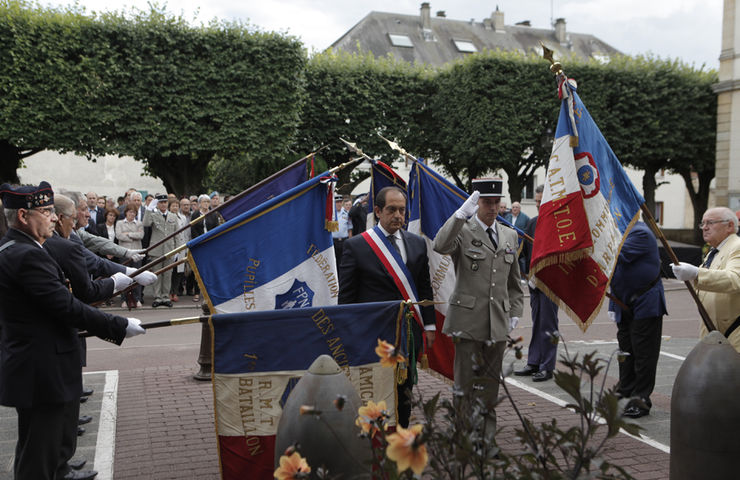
0, 182, 146, 480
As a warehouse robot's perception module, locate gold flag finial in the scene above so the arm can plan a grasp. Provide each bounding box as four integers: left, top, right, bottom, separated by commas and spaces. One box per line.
540, 42, 563, 76
378, 134, 417, 164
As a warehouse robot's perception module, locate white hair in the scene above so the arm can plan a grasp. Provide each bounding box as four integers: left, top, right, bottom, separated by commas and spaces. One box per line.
198, 194, 210, 203
4, 208, 19, 228
130, 191, 142, 201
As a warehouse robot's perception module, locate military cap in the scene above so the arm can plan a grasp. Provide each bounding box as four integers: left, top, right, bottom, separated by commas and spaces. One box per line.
471, 177, 504, 197
155, 193, 168, 202
0, 181, 54, 209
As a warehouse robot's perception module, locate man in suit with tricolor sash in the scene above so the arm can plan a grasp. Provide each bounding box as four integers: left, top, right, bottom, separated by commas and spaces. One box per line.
338, 186, 436, 428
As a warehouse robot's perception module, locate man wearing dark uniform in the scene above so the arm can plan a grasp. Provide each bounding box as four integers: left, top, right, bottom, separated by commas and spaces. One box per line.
0, 182, 146, 480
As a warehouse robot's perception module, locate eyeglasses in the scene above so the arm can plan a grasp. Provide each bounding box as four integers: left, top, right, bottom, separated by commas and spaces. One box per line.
698, 219, 729, 228
29, 207, 55, 217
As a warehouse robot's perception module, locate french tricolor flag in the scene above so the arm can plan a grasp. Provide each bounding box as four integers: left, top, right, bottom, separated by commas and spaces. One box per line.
530, 76, 645, 331
187, 173, 339, 314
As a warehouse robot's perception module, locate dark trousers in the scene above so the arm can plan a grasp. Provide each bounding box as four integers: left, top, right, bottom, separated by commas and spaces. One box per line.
15, 400, 76, 480
186, 271, 199, 296
57, 398, 81, 478
333, 238, 347, 265
616, 312, 663, 407
526, 287, 559, 371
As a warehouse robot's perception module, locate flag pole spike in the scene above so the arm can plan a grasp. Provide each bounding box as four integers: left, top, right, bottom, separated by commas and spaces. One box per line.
339, 137, 375, 162
639, 204, 716, 332
378, 134, 417, 163
541, 42, 563, 76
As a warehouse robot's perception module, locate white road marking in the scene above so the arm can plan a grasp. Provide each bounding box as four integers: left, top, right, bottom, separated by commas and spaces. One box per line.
89, 370, 118, 480
506, 378, 671, 453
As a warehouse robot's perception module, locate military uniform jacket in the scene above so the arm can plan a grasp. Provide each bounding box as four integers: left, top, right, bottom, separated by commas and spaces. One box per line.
433, 216, 524, 342
696, 234, 740, 351
144, 209, 178, 257
0, 229, 128, 408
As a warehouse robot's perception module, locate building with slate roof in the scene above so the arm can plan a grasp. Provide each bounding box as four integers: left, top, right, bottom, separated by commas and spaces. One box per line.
330, 3, 621, 66
334, 4, 696, 231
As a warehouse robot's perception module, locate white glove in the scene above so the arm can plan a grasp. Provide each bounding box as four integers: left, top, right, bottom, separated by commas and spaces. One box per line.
672, 262, 699, 282
127, 252, 145, 263
133, 270, 157, 286
125, 318, 146, 338
455, 191, 480, 219
528, 278, 536, 290
509, 316, 519, 332
608, 311, 616, 323
111, 272, 134, 292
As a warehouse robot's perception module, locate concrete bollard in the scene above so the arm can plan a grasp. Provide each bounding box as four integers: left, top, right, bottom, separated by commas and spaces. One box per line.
670, 331, 740, 479
275, 354, 371, 478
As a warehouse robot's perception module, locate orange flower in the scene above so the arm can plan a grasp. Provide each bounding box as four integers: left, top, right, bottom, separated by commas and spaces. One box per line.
355, 400, 387, 437
375, 339, 406, 368
386, 424, 428, 475
274, 451, 311, 480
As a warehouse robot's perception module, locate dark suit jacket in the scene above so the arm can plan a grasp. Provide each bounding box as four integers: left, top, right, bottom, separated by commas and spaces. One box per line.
338, 229, 435, 351
609, 221, 667, 322
87, 207, 105, 233
69, 231, 125, 278
190, 210, 221, 239
44, 232, 115, 304
0, 229, 128, 408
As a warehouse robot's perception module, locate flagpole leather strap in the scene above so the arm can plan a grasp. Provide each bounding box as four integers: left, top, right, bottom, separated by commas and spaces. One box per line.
725, 316, 740, 339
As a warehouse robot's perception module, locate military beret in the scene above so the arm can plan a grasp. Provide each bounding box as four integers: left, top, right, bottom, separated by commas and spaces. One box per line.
0, 181, 54, 209
471, 177, 503, 197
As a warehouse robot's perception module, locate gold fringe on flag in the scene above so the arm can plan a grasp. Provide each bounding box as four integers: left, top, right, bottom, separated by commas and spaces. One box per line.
325, 219, 339, 232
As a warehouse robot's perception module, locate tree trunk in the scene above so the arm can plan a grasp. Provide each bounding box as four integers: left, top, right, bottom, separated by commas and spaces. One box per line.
145, 154, 212, 196
680, 170, 712, 245
0, 140, 23, 184
504, 165, 528, 203
641, 165, 658, 220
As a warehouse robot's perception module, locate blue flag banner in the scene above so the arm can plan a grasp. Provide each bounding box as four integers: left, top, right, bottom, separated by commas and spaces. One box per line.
211, 301, 404, 480
218, 158, 308, 222
406, 161, 466, 379
366, 159, 407, 225
188, 173, 337, 313
531, 76, 645, 330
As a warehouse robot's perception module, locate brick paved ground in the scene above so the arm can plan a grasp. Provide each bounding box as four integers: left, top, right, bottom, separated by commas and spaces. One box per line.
110, 366, 668, 479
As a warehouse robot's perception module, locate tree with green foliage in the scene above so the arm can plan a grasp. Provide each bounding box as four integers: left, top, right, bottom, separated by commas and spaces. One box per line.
423, 51, 559, 199
573, 56, 716, 242
293, 50, 433, 192
0, 0, 108, 182
95, 7, 306, 195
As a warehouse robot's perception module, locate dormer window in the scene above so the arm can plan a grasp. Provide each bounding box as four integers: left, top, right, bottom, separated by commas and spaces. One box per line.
453, 39, 477, 52
388, 34, 414, 47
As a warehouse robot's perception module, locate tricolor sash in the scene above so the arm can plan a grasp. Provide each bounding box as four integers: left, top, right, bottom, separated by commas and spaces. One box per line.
361, 227, 424, 329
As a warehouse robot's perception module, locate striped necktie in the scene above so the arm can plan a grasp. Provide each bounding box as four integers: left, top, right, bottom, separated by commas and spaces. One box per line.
703, 248, 718, 268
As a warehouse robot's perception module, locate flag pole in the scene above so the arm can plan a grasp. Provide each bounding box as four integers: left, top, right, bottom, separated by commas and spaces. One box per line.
91, 256, 190, 308
79, 315, 210, 338
124, 146, 327, 264
639, 204, 715, 331
541, 44, 714, 331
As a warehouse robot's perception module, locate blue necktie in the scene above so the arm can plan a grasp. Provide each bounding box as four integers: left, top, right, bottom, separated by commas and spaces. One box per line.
703, 248, 718, 268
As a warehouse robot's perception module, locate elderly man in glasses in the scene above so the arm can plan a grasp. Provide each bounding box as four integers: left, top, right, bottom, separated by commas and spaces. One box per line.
672, 207, 740, 352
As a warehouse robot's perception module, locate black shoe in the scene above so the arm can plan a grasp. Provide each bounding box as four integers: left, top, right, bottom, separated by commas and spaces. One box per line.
68, 458, 86, 470
514, 365, 539, 376
77, 426, 85, 436
623, 405, 650, 418
63, 469, 98, 480
532, 370, 553, 382
151, 300, 162, 308
79, 396, 88, 403
82, 387, 94, 396
78, 415, 93, 425
163, 300, 173, 308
